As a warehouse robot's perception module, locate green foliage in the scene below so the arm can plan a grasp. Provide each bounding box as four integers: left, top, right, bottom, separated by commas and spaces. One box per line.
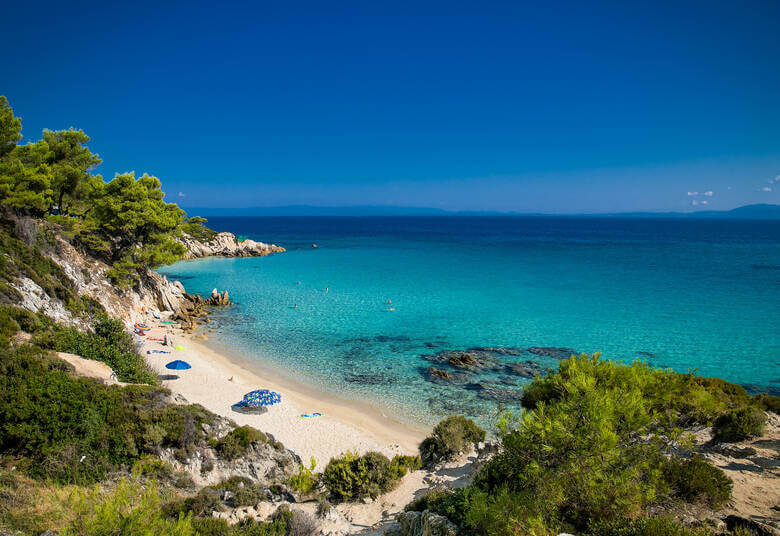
0, 342, 219, 483
32, 313, 157, 384
61, 479, 194, 536
587, 516, 714, 536
414, 354, 747, 535
214, 425, 268, 460
0, 96, 22, 157
289, 457, 318, 494
419, 415, 485, 466
712, 407, 766, 443
182, 216, 217, 241
131, 455, 175, 480
322, 451, 408, 502
520, 353, 748, 428
662, 455, 732, 508
0, 97, 219, 287
753, 393, 780, 414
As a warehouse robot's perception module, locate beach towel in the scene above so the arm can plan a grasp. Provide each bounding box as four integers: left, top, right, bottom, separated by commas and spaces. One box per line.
175, 346, 185, 351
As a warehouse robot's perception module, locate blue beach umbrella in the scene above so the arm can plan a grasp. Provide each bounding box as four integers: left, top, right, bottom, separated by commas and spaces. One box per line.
243, 389, 282, 407
165, 360, 192, 370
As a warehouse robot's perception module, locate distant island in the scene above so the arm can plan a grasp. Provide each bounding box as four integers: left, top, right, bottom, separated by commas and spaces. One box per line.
183, 203, 780, 219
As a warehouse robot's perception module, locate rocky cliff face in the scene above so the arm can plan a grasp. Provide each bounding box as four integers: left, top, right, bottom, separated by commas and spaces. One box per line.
5, 218, 281, 329
179, 231, 285, 259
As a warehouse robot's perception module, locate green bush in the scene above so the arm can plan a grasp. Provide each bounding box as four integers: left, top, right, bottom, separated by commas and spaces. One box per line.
322, 451, 404, 502
32, 313, 157, 384
289, 458, 318, 494
712, 407, 766, 442
753, 393, 779, 414
663, 455, 732, 508
215, 426, 268, 460
419, 415, 485, 466
60, 479, 195, 536
131, 456, 175, 480
0, 342, 220, 483
587, 516, 714, 536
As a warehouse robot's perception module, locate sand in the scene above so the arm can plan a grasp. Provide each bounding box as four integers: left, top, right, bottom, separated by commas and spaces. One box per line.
137, 319, 427, 466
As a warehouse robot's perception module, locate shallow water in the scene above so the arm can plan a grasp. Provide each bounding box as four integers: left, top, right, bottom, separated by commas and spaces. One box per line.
159, 216, 780, 428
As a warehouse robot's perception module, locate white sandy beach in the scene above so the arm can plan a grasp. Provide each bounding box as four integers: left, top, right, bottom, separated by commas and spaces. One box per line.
137, 318, 427, 466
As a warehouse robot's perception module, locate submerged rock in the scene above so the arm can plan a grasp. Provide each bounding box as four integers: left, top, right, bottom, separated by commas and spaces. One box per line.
427, 397, 480, 417
344, 372, 396, 385
465, 382, 525, 403
527, 347, 578, 360
422, 349, 503, 373
505, 360, 548, 378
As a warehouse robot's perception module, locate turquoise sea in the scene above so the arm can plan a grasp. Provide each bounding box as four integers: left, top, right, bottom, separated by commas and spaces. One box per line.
159, 217, 780, 429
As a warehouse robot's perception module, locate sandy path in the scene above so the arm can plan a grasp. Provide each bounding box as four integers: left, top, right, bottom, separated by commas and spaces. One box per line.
137, 319, 427, 466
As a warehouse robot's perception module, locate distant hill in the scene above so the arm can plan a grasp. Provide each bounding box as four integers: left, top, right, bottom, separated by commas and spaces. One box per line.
182, 203, 780, 220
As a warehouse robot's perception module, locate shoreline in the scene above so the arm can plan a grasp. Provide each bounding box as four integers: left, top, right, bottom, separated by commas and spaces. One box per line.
139, 320, 427, 465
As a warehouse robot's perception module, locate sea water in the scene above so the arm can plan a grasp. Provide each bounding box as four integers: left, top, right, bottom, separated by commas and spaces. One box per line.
158, 217, 780, 428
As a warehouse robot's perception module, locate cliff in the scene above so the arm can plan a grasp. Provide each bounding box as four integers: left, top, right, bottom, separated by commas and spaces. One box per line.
1, 216, 281, 330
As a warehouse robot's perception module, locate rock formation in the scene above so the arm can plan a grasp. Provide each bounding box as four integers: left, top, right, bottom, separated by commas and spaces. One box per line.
179, 231, 285, 259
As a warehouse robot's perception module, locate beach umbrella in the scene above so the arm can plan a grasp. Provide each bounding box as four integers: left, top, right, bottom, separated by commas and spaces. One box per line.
165, 360, 192, 370
134, 323, 151, 332
243, 389, 281, 407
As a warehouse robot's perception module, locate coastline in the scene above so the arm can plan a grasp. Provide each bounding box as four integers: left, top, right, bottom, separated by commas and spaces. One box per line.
139, 320, 427, 466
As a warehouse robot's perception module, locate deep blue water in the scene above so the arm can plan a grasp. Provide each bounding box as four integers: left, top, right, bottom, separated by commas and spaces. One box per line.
159, 217, 780, 428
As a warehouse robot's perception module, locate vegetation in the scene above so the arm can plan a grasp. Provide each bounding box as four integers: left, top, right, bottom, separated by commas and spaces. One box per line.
0, 96, 213, 288
712, 407, 766, 443
419, 414, 485, 466
663, 455, 732, 508
35, 312, 158, 384
289, 458, 318, 494
213, 425, 282, 460
0, 325, 274, 484
406, 354, 750, 536
586, 516, 715, 536
322, 451, 420, 502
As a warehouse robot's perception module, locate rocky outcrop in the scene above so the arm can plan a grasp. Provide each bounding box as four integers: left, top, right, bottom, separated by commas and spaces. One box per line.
386, 510, 458, 536
160, 414, 300, 488
179, 231, 285, 259
208, 288, 232, 306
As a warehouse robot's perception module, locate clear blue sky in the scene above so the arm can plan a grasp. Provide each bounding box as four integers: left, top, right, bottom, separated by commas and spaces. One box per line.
3, 0, 779, 213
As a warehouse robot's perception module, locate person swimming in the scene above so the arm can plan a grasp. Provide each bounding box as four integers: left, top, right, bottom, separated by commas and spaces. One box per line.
293, 304, 298, 309
325, 286, 329, 293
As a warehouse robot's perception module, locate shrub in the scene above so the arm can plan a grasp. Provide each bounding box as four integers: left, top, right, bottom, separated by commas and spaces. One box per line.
419, 415, 485, 466
215, 425, 267, 460
285, 510, 319, 536
663, 455, 732, 508
289, 458, 318, 494
753, 393, 780, 414
32, 313, 157, 384
587, 516, 714, 536
131, 456, 175, 480
391, 454, 422, 476
0, 342, 220, 483
712, 407, 766, 443
322, 451, 404, 502
60, 479, 195, 536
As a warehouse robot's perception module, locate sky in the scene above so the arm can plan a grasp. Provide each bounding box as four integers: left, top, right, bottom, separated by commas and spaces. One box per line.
2, 0, 779, 213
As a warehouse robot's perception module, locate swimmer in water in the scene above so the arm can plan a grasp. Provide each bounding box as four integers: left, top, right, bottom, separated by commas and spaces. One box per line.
293, 304, 298, 309
296, 281, 301, 285
325, 286, 329, 293
387, 299, 391, 305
